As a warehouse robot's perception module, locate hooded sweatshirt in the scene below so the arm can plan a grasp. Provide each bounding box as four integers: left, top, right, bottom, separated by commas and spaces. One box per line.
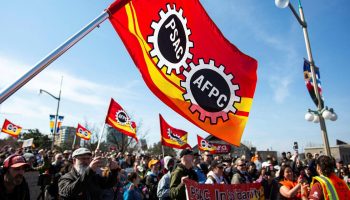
157, 156, 173, 200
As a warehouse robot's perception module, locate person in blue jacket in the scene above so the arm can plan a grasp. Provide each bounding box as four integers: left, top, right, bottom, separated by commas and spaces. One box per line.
123, 172, 143, 200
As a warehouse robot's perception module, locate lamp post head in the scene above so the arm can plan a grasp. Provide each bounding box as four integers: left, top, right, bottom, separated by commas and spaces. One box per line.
305, 111, 314, 122
322, 109, 332, 120
275, 0, 290, 9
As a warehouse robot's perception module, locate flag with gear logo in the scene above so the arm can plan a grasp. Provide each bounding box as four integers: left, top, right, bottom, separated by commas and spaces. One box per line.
108, 0, 257, 146
197, 135, 216, 153
105, 98, 138, 141
1, 119, 22, 138
159, 114, 191, 149
76, 124, 92, 140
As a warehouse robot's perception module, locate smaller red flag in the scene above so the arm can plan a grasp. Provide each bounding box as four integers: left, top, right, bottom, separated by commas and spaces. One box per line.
105, 98, 138, 141
76, 124, 92, 140
1, 119, 22, 138
160, 114, 191, 149
197, 135, 216, 153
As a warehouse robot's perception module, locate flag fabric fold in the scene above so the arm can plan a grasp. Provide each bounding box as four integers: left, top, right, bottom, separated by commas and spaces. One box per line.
303, 59, 324, 108
197, 135, 216, 153
159, 114, 191, 149
49, 115, 55, 133
1, 119, 22, 138
108, 0, 257, 146
105, 98, 138, 141
76, 124, 92, 140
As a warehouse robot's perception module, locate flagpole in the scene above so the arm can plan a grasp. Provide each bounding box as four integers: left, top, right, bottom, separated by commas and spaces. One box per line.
162, 144, 165, 158
72, 134, 77, 150
96, 123, 106, 150
0, 11, 109, 104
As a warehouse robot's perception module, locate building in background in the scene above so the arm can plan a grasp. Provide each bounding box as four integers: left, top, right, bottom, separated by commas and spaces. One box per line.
304, 140, 350, 164
54, 126, 80, 149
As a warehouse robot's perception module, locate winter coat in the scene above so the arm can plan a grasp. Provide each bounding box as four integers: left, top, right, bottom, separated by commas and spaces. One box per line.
123, 182, 143, 200
169, 164, 198, 200
157, 171, 171, 200
58, 167, 118, 200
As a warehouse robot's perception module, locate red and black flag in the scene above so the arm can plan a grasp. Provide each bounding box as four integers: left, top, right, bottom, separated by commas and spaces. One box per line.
160, 114, 191, 149
1, 119, 22, 138
76, 124, 92, 140
105, 98, 138, 141
107, 0, 257, 146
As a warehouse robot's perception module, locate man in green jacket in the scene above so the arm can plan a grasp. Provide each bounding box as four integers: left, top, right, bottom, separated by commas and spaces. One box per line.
170, 149, 198, 199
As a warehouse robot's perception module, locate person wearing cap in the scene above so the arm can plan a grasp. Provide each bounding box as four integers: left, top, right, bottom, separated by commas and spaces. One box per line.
205, 161, 227, 184
58, 148, 119, 200
145, 159, 160, 200
157, 156, 175, 200
170, 149, 198, 200
0, 154, 30, 200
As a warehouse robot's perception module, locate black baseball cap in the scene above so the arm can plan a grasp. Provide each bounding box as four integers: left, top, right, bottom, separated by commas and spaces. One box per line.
180, 149, 194, 158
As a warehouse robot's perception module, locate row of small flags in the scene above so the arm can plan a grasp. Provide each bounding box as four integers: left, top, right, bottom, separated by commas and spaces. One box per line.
0, 98, 136, 142
1, 97, 215, 151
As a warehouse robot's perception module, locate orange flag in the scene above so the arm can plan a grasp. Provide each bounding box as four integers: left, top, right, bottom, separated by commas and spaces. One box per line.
1, 119, 22, 138
160, 114, 191, 149
76, 124, 92, 140
197, 135, 216, 154
107, 0, 257, 146
105, 98, 138, 141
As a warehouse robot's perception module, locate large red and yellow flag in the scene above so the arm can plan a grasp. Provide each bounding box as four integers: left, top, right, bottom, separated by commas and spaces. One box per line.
76, 124, 92, 140
108, 0, 257, 146
160, 114, 191, 149
1, 119, 22, 138
197, 135, 216, 153
105, 98, 138, 141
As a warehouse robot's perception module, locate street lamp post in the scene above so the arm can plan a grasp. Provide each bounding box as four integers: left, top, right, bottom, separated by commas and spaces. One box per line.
275, 0, 335, 156
40, 77, 63, 150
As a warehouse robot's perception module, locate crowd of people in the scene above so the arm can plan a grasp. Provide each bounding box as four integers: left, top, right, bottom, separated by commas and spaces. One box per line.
0, 145, 350, 200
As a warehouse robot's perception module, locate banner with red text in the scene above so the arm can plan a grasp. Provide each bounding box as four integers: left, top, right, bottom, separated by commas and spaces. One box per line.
184, 179, 264, 200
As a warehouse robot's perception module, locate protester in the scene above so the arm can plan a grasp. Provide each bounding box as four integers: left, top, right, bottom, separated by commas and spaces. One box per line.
202, 151, 213, 166
123, 172, 143, 200
145, 159, 160, 200
0, 154, 30, 200
157, 156, 174, 200
278, 164, 305, 200
205, 161, 227, 184
170, 149, 198, 200
58, 148, 119, 200
231, 158, 252, 184
259, 165, 280, 200
301, 155, 350, 200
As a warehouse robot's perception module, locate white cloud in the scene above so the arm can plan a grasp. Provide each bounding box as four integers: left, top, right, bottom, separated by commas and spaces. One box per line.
0, 55, 140, 107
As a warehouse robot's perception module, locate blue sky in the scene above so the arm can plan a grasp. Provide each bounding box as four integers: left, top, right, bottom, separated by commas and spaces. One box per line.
0, 0, 349, 152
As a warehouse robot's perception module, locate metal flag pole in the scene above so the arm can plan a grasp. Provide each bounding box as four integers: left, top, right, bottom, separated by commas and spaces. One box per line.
96, 123, 106, 150
162, 145, 165, 158
0, 11, 109, 104
72, 134, 77, 150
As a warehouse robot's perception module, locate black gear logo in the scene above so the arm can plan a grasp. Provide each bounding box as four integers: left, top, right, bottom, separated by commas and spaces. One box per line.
148, 4, 193, 75
116, 110, 129, 125
181, 59, 241, 124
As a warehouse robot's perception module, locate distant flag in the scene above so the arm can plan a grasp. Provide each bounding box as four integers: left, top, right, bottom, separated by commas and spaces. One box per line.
105, 98, 138, 141
56, 116, 64, 133
49, 115, 64, 133
49, 115, 55, 133
159, 114, 191, 149
303, 59, 324, 108
108, 0, 257, 146
76, 124, 92, 140
197, 135, 216, 153
1, 119, 22, 138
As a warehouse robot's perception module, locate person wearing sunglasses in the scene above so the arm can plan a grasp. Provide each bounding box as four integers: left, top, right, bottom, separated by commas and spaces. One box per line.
231, 158, 252, 184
